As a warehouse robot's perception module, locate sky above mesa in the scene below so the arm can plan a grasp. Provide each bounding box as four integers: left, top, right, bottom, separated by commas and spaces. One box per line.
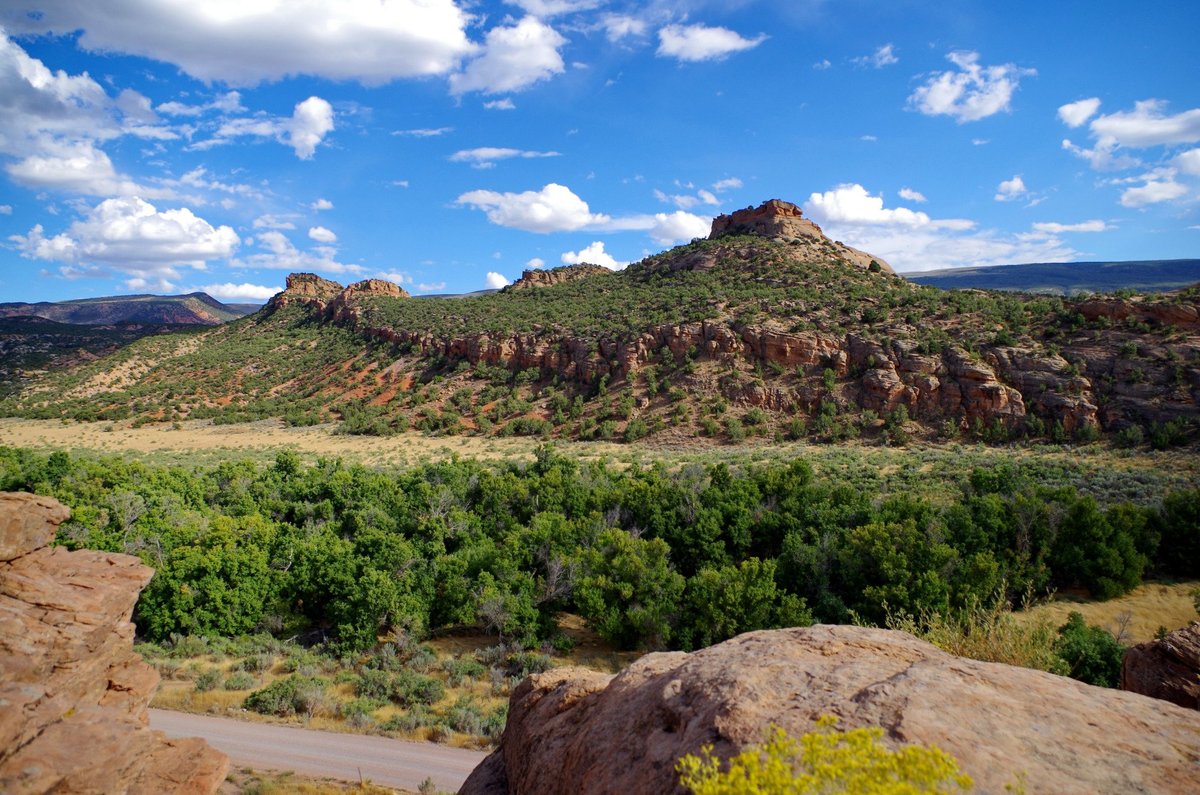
1, 1, 1198, 304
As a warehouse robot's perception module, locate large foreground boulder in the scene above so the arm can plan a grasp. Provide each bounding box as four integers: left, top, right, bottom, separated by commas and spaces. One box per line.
1122, 622, 1200, 710
461, 624, 1200, 795
0, 492, 228, 794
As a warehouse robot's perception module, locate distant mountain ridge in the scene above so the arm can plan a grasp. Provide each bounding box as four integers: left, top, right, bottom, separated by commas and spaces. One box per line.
0, 292, 258, 326
905, 259, 1200, 295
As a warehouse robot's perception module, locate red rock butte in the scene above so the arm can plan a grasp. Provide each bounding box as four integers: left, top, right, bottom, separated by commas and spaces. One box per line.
710, 199, 894, 273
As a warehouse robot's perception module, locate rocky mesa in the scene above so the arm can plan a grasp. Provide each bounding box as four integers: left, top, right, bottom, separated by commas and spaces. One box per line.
0, 492, 227, 794
462, 625, 1200, 795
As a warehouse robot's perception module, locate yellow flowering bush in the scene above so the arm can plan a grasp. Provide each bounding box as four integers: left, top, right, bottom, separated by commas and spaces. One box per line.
676, 715, 974, 794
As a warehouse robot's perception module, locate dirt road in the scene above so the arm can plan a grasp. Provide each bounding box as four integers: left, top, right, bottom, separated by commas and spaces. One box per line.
149, 708, 486, 792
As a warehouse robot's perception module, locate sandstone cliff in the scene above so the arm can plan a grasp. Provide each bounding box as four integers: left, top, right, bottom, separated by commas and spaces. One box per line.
461, 625, 1200, 795
709, 199, 894, 274
1121, 622, 1200, 710
508, 264, 613, 290
0, 492, 227, 794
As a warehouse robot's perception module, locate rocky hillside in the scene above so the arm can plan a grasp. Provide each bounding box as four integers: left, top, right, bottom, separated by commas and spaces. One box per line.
0, 492, 227, 793
3, 199, 1197, 446
461, 625, 1200, 795
0, 291, 256, 326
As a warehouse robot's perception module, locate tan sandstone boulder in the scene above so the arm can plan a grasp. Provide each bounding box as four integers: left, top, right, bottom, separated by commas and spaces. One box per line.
461, 624, 1200, 795
1122, 622, 1200, 710
0, 492, 228, 794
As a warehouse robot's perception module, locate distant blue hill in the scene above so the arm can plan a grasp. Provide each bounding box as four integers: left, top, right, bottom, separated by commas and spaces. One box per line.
904, 259, 1200, 295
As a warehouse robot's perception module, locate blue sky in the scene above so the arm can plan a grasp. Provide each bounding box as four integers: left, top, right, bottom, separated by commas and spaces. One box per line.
1, 0, 1198, 303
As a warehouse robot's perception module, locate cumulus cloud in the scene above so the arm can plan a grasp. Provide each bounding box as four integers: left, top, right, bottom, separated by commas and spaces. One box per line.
802, 183, 1084, 271
1, 0, 475, 87
311, 198, 334, 210
805, 184, 971, 228
235, 229, 363, 275
602, 14, 648, 42
1058, 97, 1101, 128
1176, 148, 1200, 176
1030, 220, 1109, 233
6, 141, 170, 198
200, 282, 280, 302
898, 187, 927, 203
415, 281, 446, 293
1090, 100, 1200, 148
654, 188, 719, 210
656, 24, 767, 62
450, 17, 565, 95
649, 211, 710, 245
561, 240, 626, 270
450, 147, 561, 168
525, 257, 546, 269
10, 196, 239, 285
485, 271, 511, 289
908, 51, 1035, 123
484, 98, 517, 110
853, 43, 898, 69
196, 96, 334, 159
1120, 180, 1188, 208
712, 177, 743, 192
308, 226, 337, 244
994, 175, 1026, 202
0, 204, 11, 214
456, 183, 608, 233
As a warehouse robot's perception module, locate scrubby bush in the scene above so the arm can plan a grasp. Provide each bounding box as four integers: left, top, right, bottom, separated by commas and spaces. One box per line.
244, 675, 328, 717
1053, 612, 1124, 687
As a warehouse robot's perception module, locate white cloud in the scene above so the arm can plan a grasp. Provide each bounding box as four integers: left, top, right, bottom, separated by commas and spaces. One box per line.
1031, 220, 1109, 233
1120, 180, 1188, 208
253, 214, 298, 230
311, 198, 334, 211
286, 97, 334, 159
994, 175, 1026, 202
1176, 149, 1200, 176
649, 211, 710, 245
525, 257, 546, 269
860, 135, 878, 142
157, 91, 245, 118
415, 281, 446, 293
907, 51, 1035, 123
0, 204, 11, 214
656, 24, 767, 62
392, 180, 410, 188
200, 282, 280, 302
561, 240, 626, 270
235, 230, 363, 274
197, 96, 334, 159
485, 271, 511, 289
392, 127, 454, 137
898, 187, 927, 203
308, 226, 337, 244
1089, 100, 1200, 148
1058, 97, 1101, 128
853, 44, 898, 69
813, 59, 832, 70
654, 188, 720, 209
1060, 137, 1140, 171
805, 184, 971, 228
2, 1, 475, 87
375, 270, 413, 285
6, 141, 168, 198
10, 196, 239, 284
602, 14, 648, 42
507, 0, 601, 16
712, 177, 743, 192
450, 147, 561, 168
450, 17, 565, 95
483, 98, 517, 110
456, 183, 608, 233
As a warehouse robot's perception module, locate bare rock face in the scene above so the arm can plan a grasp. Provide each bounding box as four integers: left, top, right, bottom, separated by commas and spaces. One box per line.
508, 264, 613, 290
709, 199, 894, 273
266, 272, 345, 311
0, 492, 228, 794
460, 625, 1200, 795
1121, 622, 1200, 710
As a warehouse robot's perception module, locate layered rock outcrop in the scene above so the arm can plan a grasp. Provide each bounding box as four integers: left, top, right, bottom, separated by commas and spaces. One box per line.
1121, 622, 1200, 710
461, 625, 1200, 795
0, 492, 227, 794
709, 200, 894, 273
508, 264, 612, 290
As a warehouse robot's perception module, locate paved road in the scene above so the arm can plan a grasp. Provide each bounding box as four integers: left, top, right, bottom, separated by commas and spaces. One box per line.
150, 709, 486, 792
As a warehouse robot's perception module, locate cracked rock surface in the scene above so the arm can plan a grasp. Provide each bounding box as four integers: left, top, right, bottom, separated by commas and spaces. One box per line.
0, 492, 227, 794
461, 624, 1200, 795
